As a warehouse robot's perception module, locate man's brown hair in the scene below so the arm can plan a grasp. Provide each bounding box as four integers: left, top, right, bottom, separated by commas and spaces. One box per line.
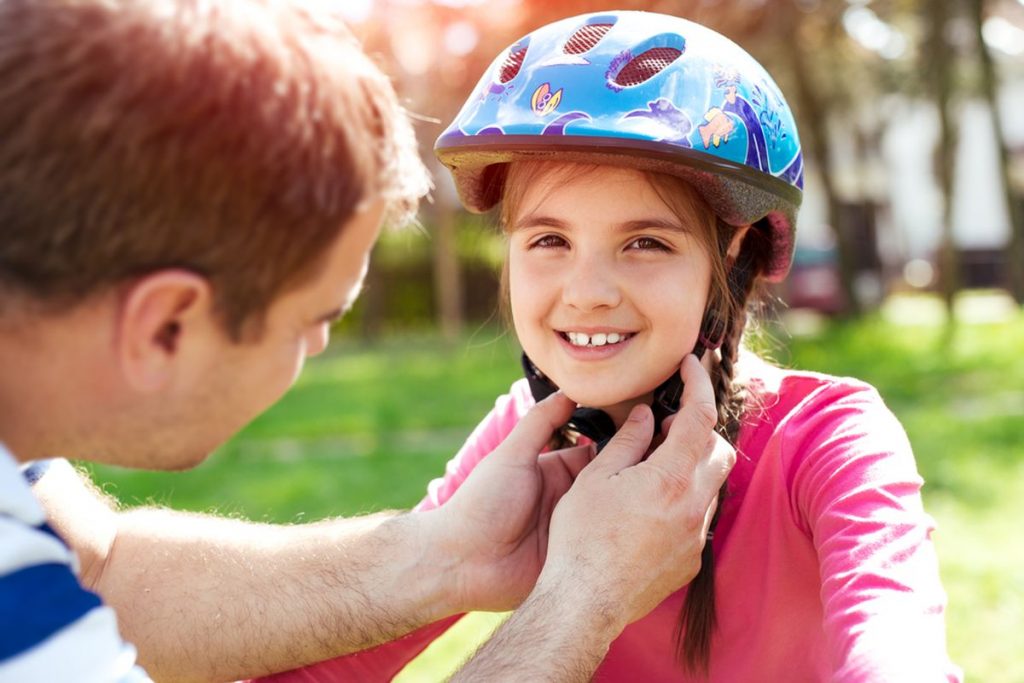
0, 0, 428, 337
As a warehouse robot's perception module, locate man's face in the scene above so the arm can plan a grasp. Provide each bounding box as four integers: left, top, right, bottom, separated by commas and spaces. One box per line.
160, 201, 385, 469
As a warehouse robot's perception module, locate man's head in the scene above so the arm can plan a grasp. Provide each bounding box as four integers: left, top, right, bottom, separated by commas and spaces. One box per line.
0, 0, 427, 335
0, 0, 428, 467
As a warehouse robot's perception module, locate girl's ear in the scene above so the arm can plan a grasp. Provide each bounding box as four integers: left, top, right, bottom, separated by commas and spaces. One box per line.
726, 225, 752, 266
115, 270, 214, 393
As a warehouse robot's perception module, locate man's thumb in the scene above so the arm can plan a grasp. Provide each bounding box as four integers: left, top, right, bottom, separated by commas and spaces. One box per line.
588, 403, 655, 474
497, 391, 576, 462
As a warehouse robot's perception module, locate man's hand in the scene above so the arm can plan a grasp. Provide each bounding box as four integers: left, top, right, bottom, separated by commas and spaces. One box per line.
539, 354, 735, 630
428, 391, 596, 613
451, 355, 736, 682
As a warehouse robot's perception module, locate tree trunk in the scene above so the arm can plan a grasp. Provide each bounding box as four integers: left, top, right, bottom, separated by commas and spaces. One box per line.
784, 21, 862, 317
926, 0, 960, 322
969, 0, 1024, 303
431, 199, 464, 343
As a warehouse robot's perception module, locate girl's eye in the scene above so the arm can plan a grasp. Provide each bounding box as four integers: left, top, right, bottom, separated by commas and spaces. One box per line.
629, 236, 671, 252
530, 234, 569, 249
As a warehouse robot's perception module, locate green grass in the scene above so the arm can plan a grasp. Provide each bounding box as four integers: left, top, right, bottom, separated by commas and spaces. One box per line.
82, 293, 1024, 682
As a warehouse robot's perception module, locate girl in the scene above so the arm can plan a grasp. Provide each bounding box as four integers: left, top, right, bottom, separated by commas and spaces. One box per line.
263, 11, 959, 681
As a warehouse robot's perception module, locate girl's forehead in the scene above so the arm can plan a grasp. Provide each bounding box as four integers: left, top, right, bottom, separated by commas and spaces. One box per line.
516, 165, 674, 217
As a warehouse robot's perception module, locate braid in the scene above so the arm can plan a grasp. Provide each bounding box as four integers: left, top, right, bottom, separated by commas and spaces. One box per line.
676, 222, 769, 675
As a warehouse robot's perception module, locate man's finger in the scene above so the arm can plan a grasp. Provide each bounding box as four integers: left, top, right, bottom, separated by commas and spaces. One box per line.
693, 432, 736, 496
646, 355, 717, 470
587, 403, 655, 475
494, 391, 577, 464
539, 442, 597, 480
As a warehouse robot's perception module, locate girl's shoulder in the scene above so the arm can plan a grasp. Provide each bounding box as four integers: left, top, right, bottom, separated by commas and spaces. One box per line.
733, 354, 916, 502
738, 350, 882, 418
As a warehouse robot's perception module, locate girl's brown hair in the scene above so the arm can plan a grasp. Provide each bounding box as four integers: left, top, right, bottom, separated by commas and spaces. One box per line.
498, 160, 770, 675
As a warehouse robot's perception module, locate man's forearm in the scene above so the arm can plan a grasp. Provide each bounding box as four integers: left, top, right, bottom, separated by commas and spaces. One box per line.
452, 570, 624, 683
106, 508, 457, 681
35, 465, 458, 682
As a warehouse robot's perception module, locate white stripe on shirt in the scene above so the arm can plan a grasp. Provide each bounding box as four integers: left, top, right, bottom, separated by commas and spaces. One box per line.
0, 444, 151, 682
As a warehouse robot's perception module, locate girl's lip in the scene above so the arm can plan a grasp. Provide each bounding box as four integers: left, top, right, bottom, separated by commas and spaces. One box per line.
555, 330, 636, 360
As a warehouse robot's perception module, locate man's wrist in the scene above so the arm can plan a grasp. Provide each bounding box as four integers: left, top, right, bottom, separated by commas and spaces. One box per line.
534, 560, 629, 641
452, 565, 624, 682
407, 508, 466, 619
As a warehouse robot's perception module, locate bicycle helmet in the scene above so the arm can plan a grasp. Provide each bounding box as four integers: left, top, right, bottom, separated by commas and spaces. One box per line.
434, 10, 803, 281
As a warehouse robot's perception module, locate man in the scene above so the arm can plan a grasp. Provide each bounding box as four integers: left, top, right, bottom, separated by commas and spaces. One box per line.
0, 1, 734, 681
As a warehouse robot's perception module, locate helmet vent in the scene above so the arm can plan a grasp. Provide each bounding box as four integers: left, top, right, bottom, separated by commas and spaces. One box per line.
614, 47, 682, 87
499, 45, 528, 83
564, 23, 613, 54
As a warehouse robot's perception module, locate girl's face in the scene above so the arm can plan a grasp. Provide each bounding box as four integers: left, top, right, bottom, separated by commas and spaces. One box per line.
508, 164, 714, 426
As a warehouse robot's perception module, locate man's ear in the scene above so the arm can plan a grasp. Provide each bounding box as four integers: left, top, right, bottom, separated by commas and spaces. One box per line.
116, 270, 214, 392
726, 225, 752, 266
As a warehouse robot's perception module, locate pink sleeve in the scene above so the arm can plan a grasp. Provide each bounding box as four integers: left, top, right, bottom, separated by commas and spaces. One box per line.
787, 382, 962, 682
252, 380, 534, 683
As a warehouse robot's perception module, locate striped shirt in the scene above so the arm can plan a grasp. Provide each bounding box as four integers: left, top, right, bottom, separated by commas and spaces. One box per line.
0, 446, 151, 682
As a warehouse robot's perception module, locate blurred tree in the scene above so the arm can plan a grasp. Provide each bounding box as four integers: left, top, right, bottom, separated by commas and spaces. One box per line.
968, 0, 1024, 304
355, 2, 523, 339
924, 0, 962, 320
776, 2, 865, 316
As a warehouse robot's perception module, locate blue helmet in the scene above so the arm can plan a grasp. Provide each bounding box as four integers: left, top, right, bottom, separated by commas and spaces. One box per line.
435, 11, 804, 281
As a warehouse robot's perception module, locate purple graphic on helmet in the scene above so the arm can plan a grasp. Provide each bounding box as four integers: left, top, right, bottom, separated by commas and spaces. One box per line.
623, 98, 693, 146
543, 112, 592, 135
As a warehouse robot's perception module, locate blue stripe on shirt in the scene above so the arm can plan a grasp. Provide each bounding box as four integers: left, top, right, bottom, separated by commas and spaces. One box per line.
20, 459, 53, 485
0, 562, 103, 663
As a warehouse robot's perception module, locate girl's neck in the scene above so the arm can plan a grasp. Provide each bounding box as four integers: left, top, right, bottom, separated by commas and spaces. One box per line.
599, 392, 655, 429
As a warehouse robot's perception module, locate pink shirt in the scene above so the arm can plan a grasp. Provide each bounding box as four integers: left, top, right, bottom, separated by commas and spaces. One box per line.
260, 359, 961, 682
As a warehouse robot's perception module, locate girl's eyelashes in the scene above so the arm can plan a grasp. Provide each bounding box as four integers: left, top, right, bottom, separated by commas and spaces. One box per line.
628, 236, 673, 252
522, 232, 674, 252
529, 233, 569, 249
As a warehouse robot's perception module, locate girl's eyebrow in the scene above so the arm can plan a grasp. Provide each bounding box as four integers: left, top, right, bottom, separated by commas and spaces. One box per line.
512, 213, 569, 231
513, 213, 688, 234
619, 218, 690, 234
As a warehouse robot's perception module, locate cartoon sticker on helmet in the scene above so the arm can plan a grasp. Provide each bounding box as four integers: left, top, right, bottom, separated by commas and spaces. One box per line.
623, 98, 693, 146
699, 108, 734, 148
531, 83, 563, 117
750, 83, 788, 148
604, 50, 632, 92
543, 111, 591, 135
701, 66, 770, 172
539, 54, 591, 67
484, 82, 515, 100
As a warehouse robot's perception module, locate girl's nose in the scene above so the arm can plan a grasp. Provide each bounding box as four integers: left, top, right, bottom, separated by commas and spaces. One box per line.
561, 255, 622, 310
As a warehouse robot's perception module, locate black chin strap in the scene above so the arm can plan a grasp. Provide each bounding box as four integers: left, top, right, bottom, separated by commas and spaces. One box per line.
524, 248, 755, 451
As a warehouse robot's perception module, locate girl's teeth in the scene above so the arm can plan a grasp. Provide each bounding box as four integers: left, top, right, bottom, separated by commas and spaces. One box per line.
566, 332, 628, 347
